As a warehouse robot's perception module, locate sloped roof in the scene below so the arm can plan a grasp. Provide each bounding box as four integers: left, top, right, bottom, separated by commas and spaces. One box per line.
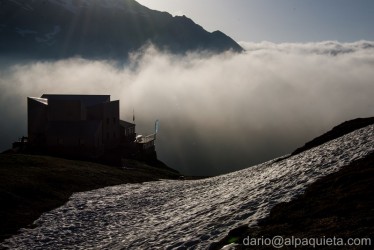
46, 121, 102, 137
28, 97, 48, 105
41, 94, 111, 107
120, 120, 135, 128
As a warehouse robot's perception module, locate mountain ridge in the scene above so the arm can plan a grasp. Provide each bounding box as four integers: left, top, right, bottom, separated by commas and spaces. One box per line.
291, 117, 374, 156
0, 0, 243, 59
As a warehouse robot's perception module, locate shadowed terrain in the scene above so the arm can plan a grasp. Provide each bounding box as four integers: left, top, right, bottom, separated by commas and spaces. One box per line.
0, 154, 180, 242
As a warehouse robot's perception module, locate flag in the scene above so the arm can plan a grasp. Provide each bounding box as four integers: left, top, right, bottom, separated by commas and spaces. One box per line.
155, 120, 160, 134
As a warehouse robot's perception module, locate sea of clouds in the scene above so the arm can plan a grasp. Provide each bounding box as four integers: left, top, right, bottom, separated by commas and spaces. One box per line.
1, 40, 373, 175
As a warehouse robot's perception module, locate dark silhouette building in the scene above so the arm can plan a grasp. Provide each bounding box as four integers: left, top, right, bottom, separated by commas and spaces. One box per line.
27, 94, 139, 159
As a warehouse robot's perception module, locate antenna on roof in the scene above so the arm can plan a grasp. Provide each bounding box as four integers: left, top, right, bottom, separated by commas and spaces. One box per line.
133, 108, 135, 124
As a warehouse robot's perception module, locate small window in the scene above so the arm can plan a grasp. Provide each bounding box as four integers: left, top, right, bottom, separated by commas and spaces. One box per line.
107, 133, 110, 140
58, 138, 63, 145
106, 118, 110, 125
79, 139, 85, 146
113, 132, 116, 138
113, 117, 116, 124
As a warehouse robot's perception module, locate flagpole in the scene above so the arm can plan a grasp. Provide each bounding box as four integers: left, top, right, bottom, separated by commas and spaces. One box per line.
154, 120, 159, 140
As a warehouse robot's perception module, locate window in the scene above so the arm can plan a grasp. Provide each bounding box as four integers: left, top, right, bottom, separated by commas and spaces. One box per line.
113, 132, 116, 138
107, 133, 110, 140
58, 138, 63, 145
113, 117, 116, 124
106, 118, 110, 125
79, 139, 85, 146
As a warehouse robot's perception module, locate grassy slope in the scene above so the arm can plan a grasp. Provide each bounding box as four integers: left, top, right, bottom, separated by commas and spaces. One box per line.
0, 154, 180, 242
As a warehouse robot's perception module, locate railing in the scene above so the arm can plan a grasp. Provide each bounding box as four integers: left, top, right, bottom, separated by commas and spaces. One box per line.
136, 133, 156, 143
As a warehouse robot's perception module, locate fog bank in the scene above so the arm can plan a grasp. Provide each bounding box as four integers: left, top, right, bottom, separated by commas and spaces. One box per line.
1, 41, 373, 175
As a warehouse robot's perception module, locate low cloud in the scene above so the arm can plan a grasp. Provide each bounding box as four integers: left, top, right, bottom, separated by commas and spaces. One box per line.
239, 40, 374, 55
1, 41, 374, 175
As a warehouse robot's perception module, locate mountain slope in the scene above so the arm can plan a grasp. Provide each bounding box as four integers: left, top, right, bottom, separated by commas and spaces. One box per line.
0, 0, 243, 59
214, 151, 374, 249
2, 124, 373, 249
291, 117, 374, 156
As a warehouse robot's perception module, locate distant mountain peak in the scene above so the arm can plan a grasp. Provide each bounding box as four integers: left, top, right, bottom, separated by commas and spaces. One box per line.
45, 0, 145, 14
0, 0, 243, 59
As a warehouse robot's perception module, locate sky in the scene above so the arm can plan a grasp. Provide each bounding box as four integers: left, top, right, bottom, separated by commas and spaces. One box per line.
136, 0, 374, 43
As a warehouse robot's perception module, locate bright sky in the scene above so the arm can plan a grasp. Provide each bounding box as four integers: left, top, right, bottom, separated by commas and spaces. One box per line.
136, 0, 374, 43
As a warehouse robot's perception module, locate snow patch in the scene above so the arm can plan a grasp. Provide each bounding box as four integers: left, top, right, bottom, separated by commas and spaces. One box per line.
2, 125, 373, 249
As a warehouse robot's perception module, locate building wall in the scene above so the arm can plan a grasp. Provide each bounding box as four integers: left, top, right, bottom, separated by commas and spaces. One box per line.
102, 100, 120, 149
87, 100, 120, 149
120, 125, 136, 143
28, 95, 122, 158
86, 103, 103, 121
27, 98, 47, 146
47, 99, 85, 121
46, 123, 103, 158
